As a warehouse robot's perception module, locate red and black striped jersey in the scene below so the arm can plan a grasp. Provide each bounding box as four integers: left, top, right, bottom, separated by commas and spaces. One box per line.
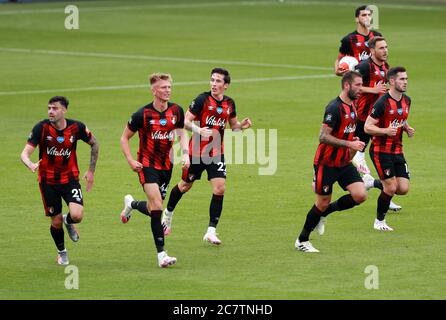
27, 119, 92, 184
355, 58, 389, 121
369, 93, 411, 155
314, 97, 358, 167
128, 102, 184, 170
188, 91, 237, 158
339, 30, 382, 62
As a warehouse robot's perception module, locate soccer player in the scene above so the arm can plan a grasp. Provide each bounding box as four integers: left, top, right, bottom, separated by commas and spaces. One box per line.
295, 71, 367, 253
365, 67, 414, 231
119, 73, 189, 268
352, 36, 401, 211
20, 96, 99, 265
162, 67, 252, 245
335, 5, 382, 76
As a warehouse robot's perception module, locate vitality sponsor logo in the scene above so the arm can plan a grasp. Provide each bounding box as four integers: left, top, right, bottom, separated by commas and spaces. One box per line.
205, 116, 226, 128
151, 130, 173, 140
389, 119, 407, 128
344, 123, 357, 133
359, 51, 370, 61
47, 147, 72, 158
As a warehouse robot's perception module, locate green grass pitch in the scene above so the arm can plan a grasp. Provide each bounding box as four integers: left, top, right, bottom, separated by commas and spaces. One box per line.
0, 0, 445, 299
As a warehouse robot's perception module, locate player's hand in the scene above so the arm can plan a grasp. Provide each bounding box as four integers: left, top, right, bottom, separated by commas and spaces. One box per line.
348, 139, 365, 152
181, 154, 190, 170
199, 127, 213, 138
83, 170, 94, 192
335, 66, 349, 76
29, 159, 41, 173
349, 137, 360, 159
386, 124, 398, 136
374, 83, 388, 94
129, 159, 143, 172
405, 126, 415, 138
241, 118, 252, 130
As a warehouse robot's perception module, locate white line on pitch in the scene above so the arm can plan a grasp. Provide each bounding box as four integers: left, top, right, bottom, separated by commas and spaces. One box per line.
0, 74, 335, 96
0, 47, 332, 71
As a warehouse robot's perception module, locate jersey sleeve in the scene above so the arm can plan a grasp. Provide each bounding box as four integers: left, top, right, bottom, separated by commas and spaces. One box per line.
27, 122, 43, 147
127, 108, 144, 132
77, 121, 93, 143
176, 106, 185, 129
229, 99, 237, 118
339, 35, 353, 55
323, 102, 341, 129
370, 96, 385, 119
189, 94, 206, 116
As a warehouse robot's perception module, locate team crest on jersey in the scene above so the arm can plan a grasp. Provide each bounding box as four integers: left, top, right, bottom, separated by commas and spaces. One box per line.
384, 169, 391, 177
397, 108, 403, 115
48, 207, 54, 214
188, 174, 196, 181
160, 119, 167, 126
217, 107, 223, 114
323, 185, 330, 193
171, 116, 177, 125
56, 136, 65, 143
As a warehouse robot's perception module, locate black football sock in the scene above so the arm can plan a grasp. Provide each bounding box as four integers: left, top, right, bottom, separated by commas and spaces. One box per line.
322, 194, 358, 217
298, 205, 323, 242
66, 212, 76, 224
374, 180, 383, 190
50, 226, 65, 251
209, 194, 224, 228
131, 201, 150, 216
167, 185, 184, 212
149, 210, 164, 253
377, 191, 393, 221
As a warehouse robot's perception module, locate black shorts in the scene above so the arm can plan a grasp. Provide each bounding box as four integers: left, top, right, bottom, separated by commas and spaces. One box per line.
138, 167, 172, 199
182, 155, 227, 183
369, 150, 410, 180
355, 120, 371, 149
313, 163, 363, 196
38, 180, 84, 217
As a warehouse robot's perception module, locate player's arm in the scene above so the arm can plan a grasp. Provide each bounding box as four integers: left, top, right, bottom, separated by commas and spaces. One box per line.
83, 134, 99, 192
184, 110, 212, 138
319, 124, 364, 151
20, 144, 41, 173
364, 115, 397, 137
120, 126, 142, 172
229, 116, 252, 131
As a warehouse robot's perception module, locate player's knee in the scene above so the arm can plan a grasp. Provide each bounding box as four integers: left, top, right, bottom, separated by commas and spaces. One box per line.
178, 181, 192, 193
383, 183, 397, 196
51, 216, 63, 229
69, 208, 84, 223
352, 191, 367, 204
213, 184, 225, 196
316, 199, 330, 212
396, 184, 409, 195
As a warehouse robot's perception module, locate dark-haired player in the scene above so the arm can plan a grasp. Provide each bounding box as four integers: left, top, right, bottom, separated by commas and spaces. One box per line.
335, 5, 382, 76
119, 73, 189, 268
295, 71, 367, 253
365, 67, 414, 231
162, 68, 252, 245
20, 96, 99, 265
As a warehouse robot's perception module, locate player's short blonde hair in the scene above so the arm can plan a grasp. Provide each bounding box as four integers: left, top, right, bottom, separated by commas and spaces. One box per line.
149, 73, 172, 87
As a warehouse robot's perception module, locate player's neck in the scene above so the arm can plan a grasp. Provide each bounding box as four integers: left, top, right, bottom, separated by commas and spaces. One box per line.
211, 93, 224, 102
371, 55, 383, 66
356, 25, 370, 36
339, 93, 353, 105
51, 118, 67, 130
389, 88, 403, 101
153, 99, 168, 112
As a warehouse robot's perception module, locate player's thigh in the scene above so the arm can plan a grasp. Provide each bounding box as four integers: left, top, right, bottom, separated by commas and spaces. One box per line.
143, 183, 164, 211
39, 182, 62, 217
313, 164, 338, 196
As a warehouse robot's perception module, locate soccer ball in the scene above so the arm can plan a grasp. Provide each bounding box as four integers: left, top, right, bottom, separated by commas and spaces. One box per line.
339, 56, 359, 71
